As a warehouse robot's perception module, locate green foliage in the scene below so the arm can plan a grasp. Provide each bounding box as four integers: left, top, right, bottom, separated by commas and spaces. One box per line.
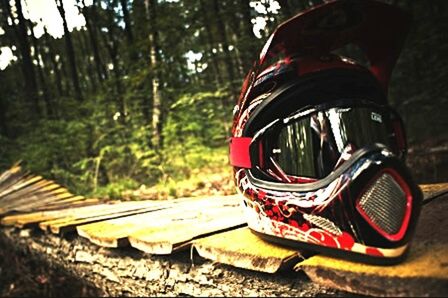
93, 178, 140, 200
1, 0, 446, 199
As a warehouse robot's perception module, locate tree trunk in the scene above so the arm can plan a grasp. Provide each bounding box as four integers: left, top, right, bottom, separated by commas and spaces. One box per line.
6, 0, 41, 116
240, 0, 260, 71
29, 22, 55, 119
101, 1, 127, 126
225, 0, 246, 78
81, 0, 108, 82
145, 0, 162, 148
56, 0, 83, 101
119, 0, 134, 45
78, 29, 98, 91
0, 73, 9, 137
212, 0, 236, 92
43, 31, 65, 98
198, 0, 223, 85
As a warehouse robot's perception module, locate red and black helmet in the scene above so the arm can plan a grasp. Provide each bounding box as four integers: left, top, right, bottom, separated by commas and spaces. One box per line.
230, 0, 422, 264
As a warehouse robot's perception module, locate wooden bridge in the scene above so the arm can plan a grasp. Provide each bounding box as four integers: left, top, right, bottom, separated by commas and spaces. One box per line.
0, 164, 447, 296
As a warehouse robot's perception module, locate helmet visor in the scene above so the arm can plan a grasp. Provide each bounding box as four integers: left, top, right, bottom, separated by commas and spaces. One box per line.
257, 103, 404, 181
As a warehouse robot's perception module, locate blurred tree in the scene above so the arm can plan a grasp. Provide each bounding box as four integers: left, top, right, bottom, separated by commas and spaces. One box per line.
1, 0, 40, 116
55, 0, 83, 101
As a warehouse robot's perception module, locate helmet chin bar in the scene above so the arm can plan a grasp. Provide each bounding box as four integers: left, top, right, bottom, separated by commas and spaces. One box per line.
236, 147, 423, 264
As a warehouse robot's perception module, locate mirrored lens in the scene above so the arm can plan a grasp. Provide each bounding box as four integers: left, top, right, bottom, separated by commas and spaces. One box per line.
265, 106, 394, 179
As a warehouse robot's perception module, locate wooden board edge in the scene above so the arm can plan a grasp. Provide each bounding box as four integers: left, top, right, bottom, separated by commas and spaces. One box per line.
297, 262, 448, 297
193, 242, 298, 274
76, 227, 129, 248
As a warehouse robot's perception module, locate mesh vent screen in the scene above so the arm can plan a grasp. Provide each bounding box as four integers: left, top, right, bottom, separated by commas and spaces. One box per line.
358, 173, 407, 235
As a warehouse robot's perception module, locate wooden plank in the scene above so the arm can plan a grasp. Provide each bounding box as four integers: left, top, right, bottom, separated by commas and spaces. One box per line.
420, 182, 448, 202
1, 190, 73, 210
0, 163, 21, 186
0, 175, 44, 199
77, 195, 241, 248
128, 206, 246, 254
46, 208, 162, 234
0, 192, 76, 214
35, 198, 100, 211
1, 200, 158, 227
0, 180, 58, 204
193, 227, 302, 273
40, 203, 167, 234
44, 196, 239, 234
295, 191, 448, 297
0, 166, 26, 194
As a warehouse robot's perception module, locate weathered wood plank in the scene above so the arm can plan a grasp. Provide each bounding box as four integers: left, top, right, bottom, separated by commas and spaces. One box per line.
193, 227, 302, 273
0, 173, 35, 197
2, 200, 160, 228
295, 192, 448, 297
0, 180, 59, 204
0, 191, 74, 213
0, 175, 44, 199
38, 196, 236, 233
0, 163, 22, 187
41, 205, 168, 234
128, 206, 246, 254
77, 196, 241, 248
37, 198, 100, 211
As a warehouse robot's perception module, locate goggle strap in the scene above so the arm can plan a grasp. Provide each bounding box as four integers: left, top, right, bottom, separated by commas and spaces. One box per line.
229, 137, 253, 168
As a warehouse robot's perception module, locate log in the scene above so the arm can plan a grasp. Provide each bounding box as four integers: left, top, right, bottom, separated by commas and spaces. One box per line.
0, 227, 338, 296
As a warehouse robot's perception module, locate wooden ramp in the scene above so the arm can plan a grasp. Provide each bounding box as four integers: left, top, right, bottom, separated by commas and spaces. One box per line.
0, 164, 448, 296
76, 195, 245, 252
0, 164, 99, 215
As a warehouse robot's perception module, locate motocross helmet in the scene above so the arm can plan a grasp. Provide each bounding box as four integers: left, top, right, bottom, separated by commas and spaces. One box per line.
230, 0, 422, 264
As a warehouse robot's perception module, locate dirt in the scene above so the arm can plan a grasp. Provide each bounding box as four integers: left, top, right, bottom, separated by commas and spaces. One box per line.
0, 227, 360, 297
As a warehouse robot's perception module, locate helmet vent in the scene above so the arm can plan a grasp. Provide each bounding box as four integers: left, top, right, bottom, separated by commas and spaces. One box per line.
358, 173, 407, 235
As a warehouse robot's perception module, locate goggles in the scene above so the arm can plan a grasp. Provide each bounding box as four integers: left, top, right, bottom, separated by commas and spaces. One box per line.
230, 100, 406, 185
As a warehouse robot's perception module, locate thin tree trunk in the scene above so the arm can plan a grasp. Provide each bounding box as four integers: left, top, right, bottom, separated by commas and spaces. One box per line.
56, 0, 83, 101
198, 32, 219, 85
230, 32, 245, 79
199, 0, 223, 85
81, 0, 108, 82
101, 1, 127, 125
240, 0, 260, 70
0, 72, 9, 137
6, 0, 41, 116
79, 29, 98, 91
43, 31, 65, 98
226, 0, 245, 78
212, 0, 236, 91
119, 0, 133, 45
145, 0, 162, 148
29, 22, 55, 118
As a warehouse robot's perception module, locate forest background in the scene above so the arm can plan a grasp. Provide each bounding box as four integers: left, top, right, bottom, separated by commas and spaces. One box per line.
0, 0, 447, 200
